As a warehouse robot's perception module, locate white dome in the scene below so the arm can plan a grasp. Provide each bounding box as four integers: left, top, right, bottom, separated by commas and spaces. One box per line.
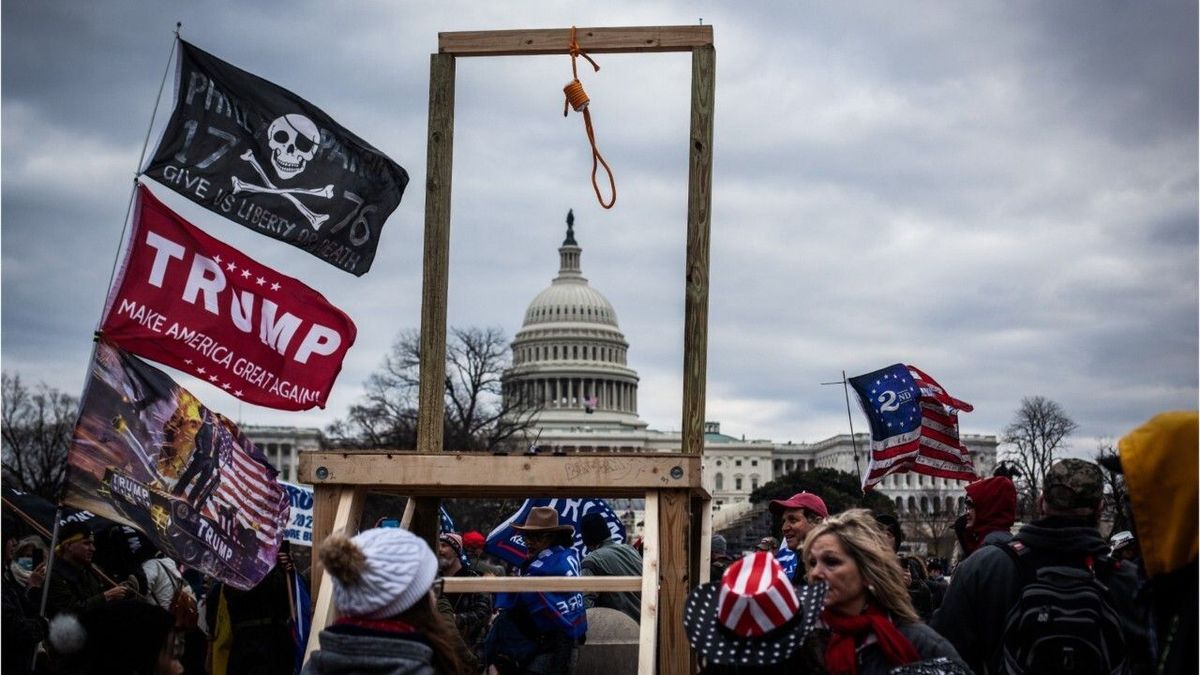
502, 211, 644, 432
523, 279, 619, 327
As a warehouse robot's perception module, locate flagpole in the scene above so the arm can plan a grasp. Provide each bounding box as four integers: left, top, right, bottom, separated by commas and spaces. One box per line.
104, 23, 181, 295
840, 370, 862, 478
37, 508, 63, 620
821, 372, 863, 479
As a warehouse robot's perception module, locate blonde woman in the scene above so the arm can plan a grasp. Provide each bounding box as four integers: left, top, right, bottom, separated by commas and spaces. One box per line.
802, 509, 967, 675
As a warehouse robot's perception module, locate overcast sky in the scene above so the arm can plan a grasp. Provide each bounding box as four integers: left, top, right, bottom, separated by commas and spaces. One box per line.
3, 1, 1196, 457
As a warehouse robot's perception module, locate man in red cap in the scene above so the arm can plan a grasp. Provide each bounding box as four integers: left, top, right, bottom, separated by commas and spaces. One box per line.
769, 492, 829, 585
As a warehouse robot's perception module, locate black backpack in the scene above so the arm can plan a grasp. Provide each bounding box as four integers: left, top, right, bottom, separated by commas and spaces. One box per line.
998, 540, 1129, 674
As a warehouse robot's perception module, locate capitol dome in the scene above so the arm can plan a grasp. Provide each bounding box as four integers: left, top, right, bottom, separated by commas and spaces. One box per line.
502, 211, 645, 431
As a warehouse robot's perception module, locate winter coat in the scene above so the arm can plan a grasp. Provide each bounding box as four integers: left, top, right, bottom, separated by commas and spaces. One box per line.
45, 559, 107, 618
141, 557, 195, 611
445, 564, 491, 657
931, 516, 1150, 675
1118, 411, 1198, 674
581, 539, 642, 622
303, 625, 435, 675
801, 617, 968, 675
2, 567, 47, 675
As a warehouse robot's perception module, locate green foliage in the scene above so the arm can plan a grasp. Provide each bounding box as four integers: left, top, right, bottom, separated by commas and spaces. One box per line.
750, 467, 896, 520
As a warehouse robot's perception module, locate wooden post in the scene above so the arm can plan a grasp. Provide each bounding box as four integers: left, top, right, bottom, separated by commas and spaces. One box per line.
414, 51, 458, 546
309, 484, 364, 595
638, 491, 661, 674
305, 486, 364, 660
657, 490, 690, 675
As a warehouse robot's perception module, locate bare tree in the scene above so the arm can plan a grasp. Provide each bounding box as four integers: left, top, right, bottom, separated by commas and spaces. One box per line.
903, 490, 962, 559
326, 327, 540, 451
1, 373, 79, 501
1002, 396, 1078, 517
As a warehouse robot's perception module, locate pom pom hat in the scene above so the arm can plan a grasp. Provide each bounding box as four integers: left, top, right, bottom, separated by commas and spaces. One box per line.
321, 527, 438, 619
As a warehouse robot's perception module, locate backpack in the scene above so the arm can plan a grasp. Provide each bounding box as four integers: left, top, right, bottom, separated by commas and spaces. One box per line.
998, 540, 1128, 674
157, 559, 200, 630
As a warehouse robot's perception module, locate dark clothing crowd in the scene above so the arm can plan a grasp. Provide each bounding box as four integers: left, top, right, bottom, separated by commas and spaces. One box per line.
4, 412, 1195, 674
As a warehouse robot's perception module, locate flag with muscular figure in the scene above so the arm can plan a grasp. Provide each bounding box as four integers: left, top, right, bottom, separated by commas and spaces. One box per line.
100, 185, 356, 411
65, 341, 289, 589
849, 363, 978, 491
143, 39, 408, 276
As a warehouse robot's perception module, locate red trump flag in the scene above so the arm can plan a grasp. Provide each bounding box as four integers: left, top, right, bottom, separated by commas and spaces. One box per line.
100, 184, 356, 410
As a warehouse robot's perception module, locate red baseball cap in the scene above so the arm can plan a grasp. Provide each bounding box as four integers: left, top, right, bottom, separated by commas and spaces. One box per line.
462, 531, 485, 550
768, 492, 829, 519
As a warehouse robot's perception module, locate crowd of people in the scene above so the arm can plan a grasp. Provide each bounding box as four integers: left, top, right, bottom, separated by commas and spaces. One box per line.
3, 411, 1195, 674
685, 411, 1196, 675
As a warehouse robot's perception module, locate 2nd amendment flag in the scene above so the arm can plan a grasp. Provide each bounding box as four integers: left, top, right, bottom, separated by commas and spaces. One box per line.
143, 40, 408, 276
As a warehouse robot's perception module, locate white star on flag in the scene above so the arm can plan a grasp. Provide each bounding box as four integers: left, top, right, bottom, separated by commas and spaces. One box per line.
184, 359, 193, 365
226, 262, 237, 272
270, 282, 280, 291
256, 277, 266, 286
234, 390, 243, 397
241, 269, 251, 279
196, 367, 206, 374
213, 255, 223, 264
222, 383, 231, 390
209, 375, 218, 383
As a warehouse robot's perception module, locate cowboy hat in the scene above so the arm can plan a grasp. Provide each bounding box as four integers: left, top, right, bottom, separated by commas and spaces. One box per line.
511, 506, 575, 536
683, 551, 826, 666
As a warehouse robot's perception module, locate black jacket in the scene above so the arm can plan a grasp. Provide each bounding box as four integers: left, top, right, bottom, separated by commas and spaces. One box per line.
931, 516, 1151, 674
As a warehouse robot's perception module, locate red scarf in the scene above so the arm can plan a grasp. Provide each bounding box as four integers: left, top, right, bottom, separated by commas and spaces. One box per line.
334, 616, 418, 635
821, 602, 920, 675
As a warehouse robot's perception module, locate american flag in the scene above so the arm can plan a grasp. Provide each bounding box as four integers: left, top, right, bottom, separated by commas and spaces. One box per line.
199, 416, 290, 550
848, 364, 977, 491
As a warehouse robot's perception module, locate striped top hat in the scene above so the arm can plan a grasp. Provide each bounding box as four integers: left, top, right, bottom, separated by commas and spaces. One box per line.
684, 552, 825, 666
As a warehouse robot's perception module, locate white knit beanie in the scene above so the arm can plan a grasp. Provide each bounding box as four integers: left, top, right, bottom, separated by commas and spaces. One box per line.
322, 527, 438, 619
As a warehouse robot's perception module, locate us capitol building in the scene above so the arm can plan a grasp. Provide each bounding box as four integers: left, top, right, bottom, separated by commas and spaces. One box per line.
247, 213, 997, 524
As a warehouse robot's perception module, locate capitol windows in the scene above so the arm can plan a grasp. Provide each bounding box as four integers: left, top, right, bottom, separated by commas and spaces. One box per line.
908, 496, 917, 512
553, 346, 559, 359
714, 473, 724, 490
920, 496, 929, 513
750, 475, 759, 490
735, 477, 743, 491
895, 496, 903, 512
751, 459, 758, 467
735, 459, 742, 467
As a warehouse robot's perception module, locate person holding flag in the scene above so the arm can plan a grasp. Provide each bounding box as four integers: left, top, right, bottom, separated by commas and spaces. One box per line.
486, 507, 587, 674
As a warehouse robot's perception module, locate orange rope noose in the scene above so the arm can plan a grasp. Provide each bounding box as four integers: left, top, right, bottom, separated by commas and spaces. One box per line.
563, 26, 616, 209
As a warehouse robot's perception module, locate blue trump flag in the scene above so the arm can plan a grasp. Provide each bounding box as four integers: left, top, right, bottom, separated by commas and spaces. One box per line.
484, 498, 627, 567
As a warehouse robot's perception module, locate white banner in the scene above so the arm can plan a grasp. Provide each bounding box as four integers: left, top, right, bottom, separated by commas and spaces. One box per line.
281, 481, 314, 546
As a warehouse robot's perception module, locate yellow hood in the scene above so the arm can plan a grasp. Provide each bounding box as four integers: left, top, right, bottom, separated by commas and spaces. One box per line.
1118, 411, 1198, 578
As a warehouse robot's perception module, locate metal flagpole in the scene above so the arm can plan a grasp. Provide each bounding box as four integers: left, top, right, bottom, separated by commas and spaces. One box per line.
104, 22, 182, 295
33, 508, 65, 670
821, 371, 863, 480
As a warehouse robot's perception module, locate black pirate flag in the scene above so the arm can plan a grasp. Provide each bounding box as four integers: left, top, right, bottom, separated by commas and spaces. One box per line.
143, 40, 408, 276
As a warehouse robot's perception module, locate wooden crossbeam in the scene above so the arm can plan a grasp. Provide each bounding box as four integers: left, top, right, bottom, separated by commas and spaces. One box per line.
439, 25, 713, 57
443, 575, 642, 593
299, 452, 706, 496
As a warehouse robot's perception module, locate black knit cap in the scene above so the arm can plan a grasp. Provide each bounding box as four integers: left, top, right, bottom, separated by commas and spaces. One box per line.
580, 512, 611, 547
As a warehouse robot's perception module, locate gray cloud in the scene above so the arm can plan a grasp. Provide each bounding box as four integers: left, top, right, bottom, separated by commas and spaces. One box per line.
3, 1, 1195, 456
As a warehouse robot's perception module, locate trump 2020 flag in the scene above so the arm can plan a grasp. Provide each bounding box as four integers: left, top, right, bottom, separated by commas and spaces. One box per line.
848, 364, 977, 491
100, 185, 356, 411
65, 341, 289, 589
143, 40, 408, 276
485, 498, 627, 567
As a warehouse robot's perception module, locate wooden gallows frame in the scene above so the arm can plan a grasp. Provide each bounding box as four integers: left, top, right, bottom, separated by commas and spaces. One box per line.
300, 25, 716, 674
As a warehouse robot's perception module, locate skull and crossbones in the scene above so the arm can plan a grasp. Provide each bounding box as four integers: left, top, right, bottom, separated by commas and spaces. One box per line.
232, 114, 334, 230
